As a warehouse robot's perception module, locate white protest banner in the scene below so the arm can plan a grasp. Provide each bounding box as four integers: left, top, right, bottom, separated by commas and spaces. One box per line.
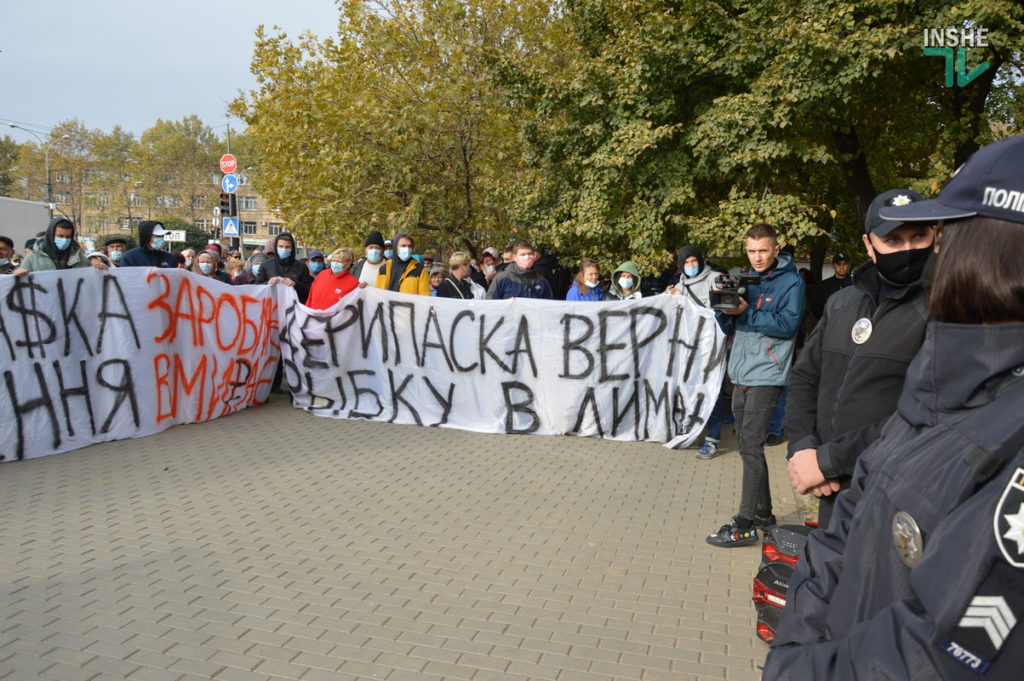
280, 287, 726, 446
0, 268, 281, 463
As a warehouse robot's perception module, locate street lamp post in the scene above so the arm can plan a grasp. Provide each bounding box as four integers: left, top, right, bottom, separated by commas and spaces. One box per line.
8, 123, 65, 217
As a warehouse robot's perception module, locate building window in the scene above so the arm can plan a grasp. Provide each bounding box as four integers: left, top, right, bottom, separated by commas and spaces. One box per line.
53, 192, 71, 203
88, 192, 110, 208
195, 219, 209, 231
155, 172, 178, 186
237, 172, 250, 186
209, 172, 221, 185
239, 196, 258, 211
242, 221, 257, 235
156, 195, 181, 208
268, 223, 283, 236
53, 172, 73, 184
120, 216, 142, 231
127, 192, 143, 207
191, 195, 206, 209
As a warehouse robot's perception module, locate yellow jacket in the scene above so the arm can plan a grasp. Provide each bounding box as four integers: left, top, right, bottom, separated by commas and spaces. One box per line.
375, 258, 432, 295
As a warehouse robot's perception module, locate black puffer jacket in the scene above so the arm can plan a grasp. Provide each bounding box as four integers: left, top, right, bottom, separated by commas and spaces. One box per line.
766, 321, 1024, 680
435, 273, 473, 299
785, 261, 927, 502
254, 233, 313, 303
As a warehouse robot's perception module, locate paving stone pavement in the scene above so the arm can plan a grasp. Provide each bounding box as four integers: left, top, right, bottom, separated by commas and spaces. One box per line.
0, 396, 800, 681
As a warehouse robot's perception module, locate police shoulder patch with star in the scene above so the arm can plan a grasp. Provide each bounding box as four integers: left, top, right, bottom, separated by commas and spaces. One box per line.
940, 467, 1024, 674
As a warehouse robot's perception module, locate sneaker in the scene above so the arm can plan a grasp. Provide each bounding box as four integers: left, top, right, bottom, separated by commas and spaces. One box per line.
764, 433, 786, 447
706, 522, 759, 547
696, 441, 723, 460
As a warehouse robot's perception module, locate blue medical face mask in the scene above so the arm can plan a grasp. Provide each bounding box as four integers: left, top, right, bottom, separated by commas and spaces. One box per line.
309, 261, 324, 275
684, 265, 700, 277
584, 279, 599, 288
54, 237, 72, 251
397, 246, 412, 261
330, 261, 347, 275
109, 250, 122, 261
0, 258, 8, 266
366, 248, 383, 263
618, 276, 635, 290
277, 247, 292, 259
384, 248, 393, 260
199, 262, 213, 274
151, 237, 165, 250
252, 263, 262, 277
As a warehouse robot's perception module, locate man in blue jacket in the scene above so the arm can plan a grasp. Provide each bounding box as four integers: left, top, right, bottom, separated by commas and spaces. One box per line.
707, 223, 805, 547
486, 239, 553, 300
120, 220, 177, 268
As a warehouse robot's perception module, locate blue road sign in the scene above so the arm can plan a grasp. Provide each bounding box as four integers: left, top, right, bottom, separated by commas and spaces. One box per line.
222, 217, 239, 237
221, 174, 238, 193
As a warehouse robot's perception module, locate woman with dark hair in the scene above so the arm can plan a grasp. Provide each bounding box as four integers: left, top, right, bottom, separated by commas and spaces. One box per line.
764, 134, 1024, 680
565, 259, 604, 301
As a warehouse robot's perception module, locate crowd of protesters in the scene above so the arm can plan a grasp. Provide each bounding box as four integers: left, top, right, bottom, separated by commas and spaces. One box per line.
4, 134, 1024, 679
4, 220, 690, 310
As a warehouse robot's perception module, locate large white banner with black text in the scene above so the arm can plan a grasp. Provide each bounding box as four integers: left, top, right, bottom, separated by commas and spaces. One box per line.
0, 268, 280, 462
280, 287, 726, 446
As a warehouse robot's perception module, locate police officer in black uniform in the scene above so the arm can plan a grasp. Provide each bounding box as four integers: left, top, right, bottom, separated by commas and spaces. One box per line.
785, 189, 933, 526
765, 134, 1024, 680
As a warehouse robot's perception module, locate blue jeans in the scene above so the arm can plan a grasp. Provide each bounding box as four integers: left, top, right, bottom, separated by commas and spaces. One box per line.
705, 381, 728, 442
768, 386, 787, 436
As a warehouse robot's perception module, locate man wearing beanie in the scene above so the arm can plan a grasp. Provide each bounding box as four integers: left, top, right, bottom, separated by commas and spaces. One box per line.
352, 230, 387, 287
667, 245, 730, 460
785, 189, 934, 527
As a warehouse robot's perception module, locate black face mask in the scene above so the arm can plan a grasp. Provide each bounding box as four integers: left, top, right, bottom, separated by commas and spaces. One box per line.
873, 245, 932, 286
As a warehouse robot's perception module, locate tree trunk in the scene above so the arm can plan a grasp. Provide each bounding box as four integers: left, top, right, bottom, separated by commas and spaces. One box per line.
952, 56, 1003, 167
830, 122, 877, 223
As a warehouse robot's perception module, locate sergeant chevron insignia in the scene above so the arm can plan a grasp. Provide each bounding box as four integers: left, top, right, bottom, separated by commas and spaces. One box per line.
941, 518, 1024, 674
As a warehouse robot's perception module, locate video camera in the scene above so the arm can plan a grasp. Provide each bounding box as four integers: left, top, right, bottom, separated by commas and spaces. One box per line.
710, 273, 761, 311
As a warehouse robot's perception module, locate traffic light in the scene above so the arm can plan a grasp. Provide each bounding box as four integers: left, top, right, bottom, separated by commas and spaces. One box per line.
218, 192, 237, 217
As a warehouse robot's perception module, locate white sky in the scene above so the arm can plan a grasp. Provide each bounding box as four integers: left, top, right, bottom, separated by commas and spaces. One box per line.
0, 0, 341, 140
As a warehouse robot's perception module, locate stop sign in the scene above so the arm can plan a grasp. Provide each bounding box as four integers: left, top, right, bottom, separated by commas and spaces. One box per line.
219, 154, 238, 174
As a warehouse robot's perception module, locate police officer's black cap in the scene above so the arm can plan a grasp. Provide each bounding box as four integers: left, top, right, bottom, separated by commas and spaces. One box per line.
864, 189, 927, 237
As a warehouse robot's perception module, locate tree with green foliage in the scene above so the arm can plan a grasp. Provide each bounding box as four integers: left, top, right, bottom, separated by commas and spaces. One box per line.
89, 125, 137, 232
0, 135, 18, 197
499, 0, 1023, 275
232, 0, 558, 254
136, 116, 220, 225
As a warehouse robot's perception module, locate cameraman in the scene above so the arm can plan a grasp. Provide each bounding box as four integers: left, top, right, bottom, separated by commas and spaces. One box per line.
707, 224, 804, 547
785, 190, 933, 526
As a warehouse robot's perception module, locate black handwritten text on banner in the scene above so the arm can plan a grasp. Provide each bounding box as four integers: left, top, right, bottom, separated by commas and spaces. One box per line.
0, 269, 280, 462
281, 288, 726, 446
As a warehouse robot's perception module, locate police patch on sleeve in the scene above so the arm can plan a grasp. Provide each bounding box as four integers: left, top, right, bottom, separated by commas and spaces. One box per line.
995, 467, 1024, 568
940, 561, 1024, 674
